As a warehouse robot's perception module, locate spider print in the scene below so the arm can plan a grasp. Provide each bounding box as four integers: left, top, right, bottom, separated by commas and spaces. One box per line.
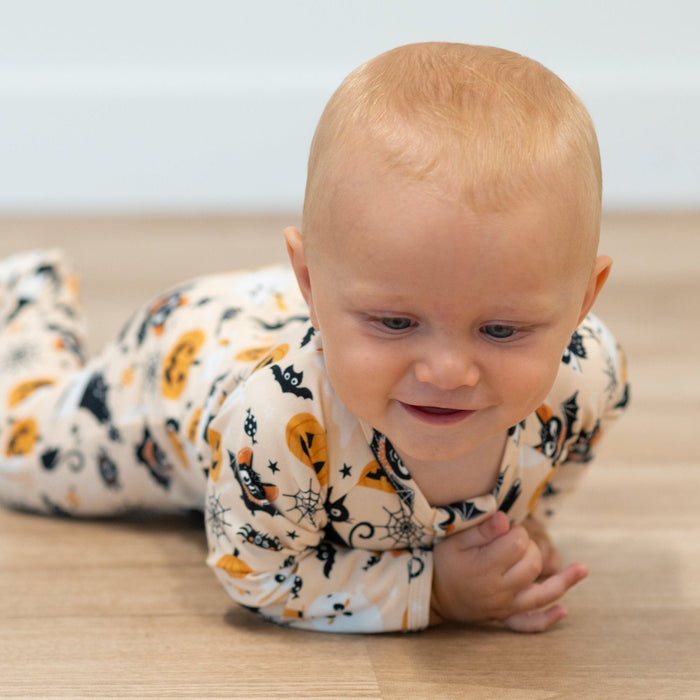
1, 341, 39, 371
142, 351, 162, 393
206, 492, 232, 543
380, 505, 425, 549
285, 479, 323, 527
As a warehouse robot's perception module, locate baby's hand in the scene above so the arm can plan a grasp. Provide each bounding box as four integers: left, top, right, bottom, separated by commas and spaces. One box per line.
430, 511, 588, 632
521, 514, 562, 577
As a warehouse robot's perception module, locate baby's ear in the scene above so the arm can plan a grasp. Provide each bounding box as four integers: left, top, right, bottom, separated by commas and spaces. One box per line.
284, 227, 318, 327
578, 254, 612, 323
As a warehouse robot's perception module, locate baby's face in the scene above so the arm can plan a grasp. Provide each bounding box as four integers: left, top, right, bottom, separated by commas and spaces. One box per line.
291, 164, 598, 472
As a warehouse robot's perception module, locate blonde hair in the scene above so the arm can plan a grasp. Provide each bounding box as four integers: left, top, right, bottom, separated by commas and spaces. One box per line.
303, 42, 602, 244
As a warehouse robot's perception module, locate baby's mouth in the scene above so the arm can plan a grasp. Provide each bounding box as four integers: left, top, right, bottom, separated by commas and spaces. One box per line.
400, 402, 475, 424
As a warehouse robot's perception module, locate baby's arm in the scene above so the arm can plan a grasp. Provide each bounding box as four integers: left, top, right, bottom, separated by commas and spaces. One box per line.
431, 512, 587, 632
205, 454, 431, 632
534, 314, 630, 519
201, 368, 432, 632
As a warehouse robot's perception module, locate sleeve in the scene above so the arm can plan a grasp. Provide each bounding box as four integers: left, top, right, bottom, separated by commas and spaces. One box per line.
200, 359, 433, 633
534, 313, 630, 518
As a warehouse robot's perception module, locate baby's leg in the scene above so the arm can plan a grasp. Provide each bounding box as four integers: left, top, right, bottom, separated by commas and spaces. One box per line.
0, 250, 200, 516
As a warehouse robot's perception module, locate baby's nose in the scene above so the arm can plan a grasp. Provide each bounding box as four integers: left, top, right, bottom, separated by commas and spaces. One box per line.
413, 345, 480, 389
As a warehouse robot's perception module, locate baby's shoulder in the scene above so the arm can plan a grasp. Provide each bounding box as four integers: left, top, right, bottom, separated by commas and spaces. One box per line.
219, 322, 326, 414
200, 323, 339, 470
179, 264, 304, 310
547, 312, 628, 419
246, 324, 325, 400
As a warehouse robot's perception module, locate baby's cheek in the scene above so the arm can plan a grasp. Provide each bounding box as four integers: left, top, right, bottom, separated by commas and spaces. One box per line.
517, 357, 560, 411
326, 347, 386, 409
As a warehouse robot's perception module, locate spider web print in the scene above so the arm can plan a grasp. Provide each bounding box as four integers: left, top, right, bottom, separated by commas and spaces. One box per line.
388, 475, 415, 512
0, 340, 39, 371
380, 505, 425, 548
285, 479, 323, 527
206, 492, 232, 543
142, 351, 162, 393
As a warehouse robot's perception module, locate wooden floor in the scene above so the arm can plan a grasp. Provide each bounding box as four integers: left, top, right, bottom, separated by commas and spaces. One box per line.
0, 213, 698, 698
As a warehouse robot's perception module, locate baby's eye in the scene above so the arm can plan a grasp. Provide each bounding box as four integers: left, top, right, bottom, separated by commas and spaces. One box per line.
481, 324, 517, 340
381, 317, 414, 331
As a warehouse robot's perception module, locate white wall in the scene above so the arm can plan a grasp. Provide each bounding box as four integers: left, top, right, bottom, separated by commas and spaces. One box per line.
0, 0, 698, 213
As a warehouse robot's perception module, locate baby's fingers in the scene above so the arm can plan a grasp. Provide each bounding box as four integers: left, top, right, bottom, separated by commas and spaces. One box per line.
503, 564, 587, 632
504, 604, 568, 633
451, 510, 511, 551
508, 563, 588, 627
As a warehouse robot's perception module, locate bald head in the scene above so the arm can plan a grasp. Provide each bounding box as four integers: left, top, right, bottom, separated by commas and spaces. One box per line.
302, 42, 602, 262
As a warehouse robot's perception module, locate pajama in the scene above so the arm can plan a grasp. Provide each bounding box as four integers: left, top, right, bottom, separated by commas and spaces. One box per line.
0, 250, 629, 632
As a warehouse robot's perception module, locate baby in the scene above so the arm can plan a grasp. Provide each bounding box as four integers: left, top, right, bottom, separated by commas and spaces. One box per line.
0, 42, 628, 633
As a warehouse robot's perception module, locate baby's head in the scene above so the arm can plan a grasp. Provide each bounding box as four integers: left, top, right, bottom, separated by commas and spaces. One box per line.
300, 41, 602, 263
285, 43, 611, 471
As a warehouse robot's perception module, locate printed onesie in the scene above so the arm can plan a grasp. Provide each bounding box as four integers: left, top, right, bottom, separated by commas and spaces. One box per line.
0, 250, 629, 632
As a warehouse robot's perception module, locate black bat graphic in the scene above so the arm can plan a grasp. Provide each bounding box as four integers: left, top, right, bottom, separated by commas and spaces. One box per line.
271, 364, 313, 400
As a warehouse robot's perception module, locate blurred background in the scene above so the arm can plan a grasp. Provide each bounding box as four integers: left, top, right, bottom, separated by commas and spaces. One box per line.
0, 0, 698, 215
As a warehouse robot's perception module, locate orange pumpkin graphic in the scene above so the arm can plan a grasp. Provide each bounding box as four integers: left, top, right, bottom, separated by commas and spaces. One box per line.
161, 330, 205, 400
7, 379, 55, 408
5, 418, 39, 457
285, 413, 328, 487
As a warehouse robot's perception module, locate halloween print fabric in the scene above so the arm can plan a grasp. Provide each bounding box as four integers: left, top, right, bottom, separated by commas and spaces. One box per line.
0, 250, 629, 632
